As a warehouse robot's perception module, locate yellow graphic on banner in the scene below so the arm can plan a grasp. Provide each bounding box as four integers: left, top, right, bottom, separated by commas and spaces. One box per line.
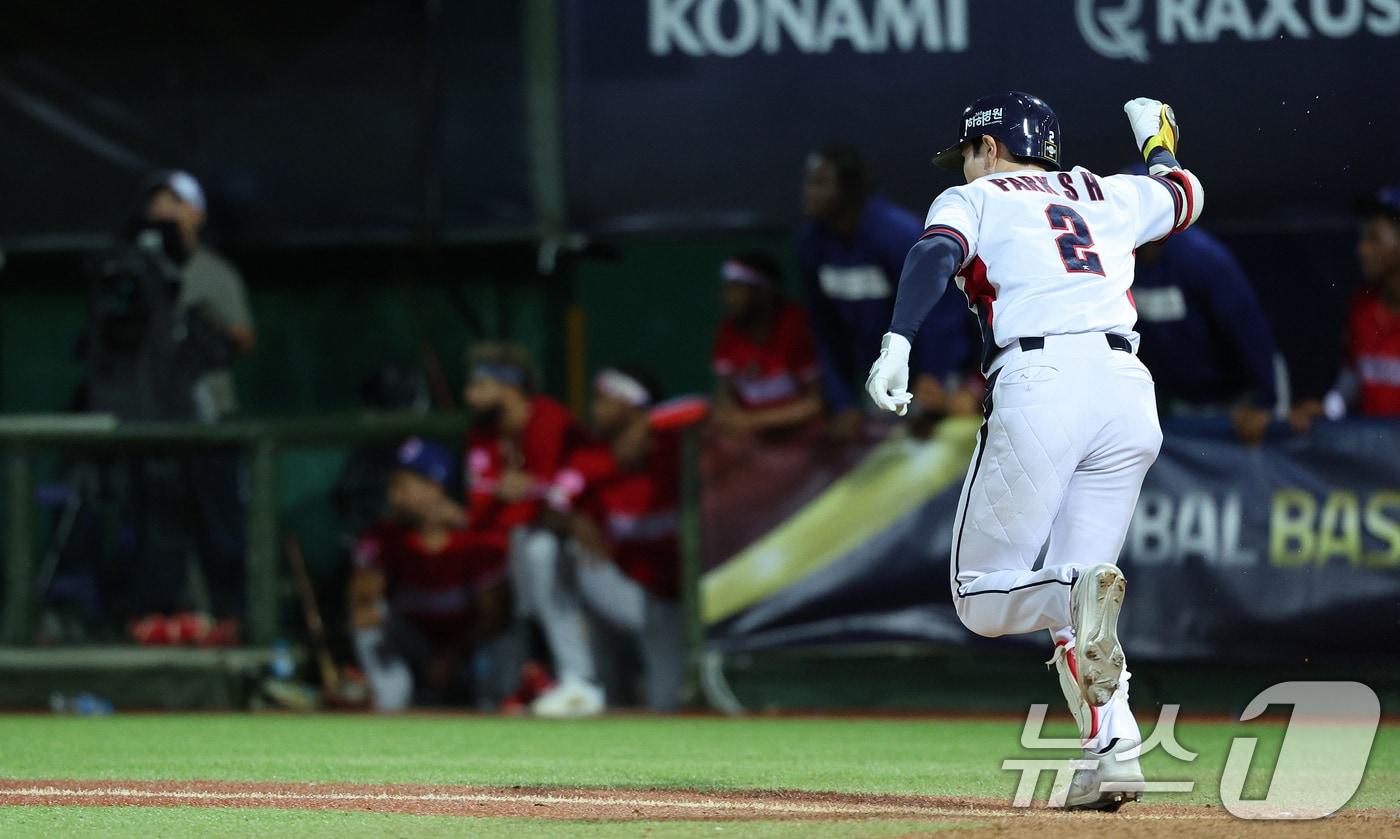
701, 417, 979, 625
1270, 489, 1400, 568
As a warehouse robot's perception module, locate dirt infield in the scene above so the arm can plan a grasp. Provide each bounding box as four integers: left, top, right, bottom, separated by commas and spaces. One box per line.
0, 779, 1391, 836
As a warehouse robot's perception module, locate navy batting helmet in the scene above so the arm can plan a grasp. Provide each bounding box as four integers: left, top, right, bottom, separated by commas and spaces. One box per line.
933, 92, 1061, 172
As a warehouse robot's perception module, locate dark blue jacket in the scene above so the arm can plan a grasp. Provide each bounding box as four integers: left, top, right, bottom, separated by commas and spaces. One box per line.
1132, 227, 1279, 410
798, 197, 973, 411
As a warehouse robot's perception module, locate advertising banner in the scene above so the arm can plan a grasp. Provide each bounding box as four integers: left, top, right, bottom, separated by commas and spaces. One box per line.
561, 0, 1400, 232
703, 417, 1400, 661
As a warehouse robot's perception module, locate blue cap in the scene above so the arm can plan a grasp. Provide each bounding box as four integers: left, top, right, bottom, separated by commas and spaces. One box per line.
395, 437, 454, 487
1356, 186, 1400, 219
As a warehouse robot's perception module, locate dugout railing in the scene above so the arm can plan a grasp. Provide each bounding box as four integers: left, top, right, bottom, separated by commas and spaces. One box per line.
0, 412, 479, 646
0, 414, 708, 695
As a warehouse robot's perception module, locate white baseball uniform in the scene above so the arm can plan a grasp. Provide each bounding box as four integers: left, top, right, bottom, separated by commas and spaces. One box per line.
927, 164, 1202, 748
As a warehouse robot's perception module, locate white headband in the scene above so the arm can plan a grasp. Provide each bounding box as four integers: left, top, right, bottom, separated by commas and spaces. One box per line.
163, 171, 207, 213
596, 369, 651, 407
721, 260, 772, 287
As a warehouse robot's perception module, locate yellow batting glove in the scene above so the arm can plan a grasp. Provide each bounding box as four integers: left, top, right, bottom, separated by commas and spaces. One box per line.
1124, 98, 1179, 161
1143, 103, 1179, 158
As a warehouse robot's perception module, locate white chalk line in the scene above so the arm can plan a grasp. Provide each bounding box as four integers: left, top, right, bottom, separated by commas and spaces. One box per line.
0, 784, 1225, 820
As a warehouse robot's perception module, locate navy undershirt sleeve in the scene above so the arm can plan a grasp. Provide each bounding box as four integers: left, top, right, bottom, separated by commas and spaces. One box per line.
889, 234, 964, 342
1147, 146, 1181, 171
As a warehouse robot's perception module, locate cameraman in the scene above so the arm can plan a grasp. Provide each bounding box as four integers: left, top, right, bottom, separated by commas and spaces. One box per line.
145, 171, 255, 636
143, 171, 256, 421
81, 172, 255, 639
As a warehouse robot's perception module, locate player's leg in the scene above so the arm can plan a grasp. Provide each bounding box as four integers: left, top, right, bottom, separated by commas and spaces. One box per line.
575, 551, 646, 634
1040, 412, 1162, 584
1042, 432, 1160, 721
574, 552, 684, 711
640, 596, 686, 712
1042, 355, 1162, 693
573, 552, 641, 709
1045, 356, 1161, 808
1049, 627, 1143, 751
1054, 624, 1147, 810
950, 370, 1087, 638
508, 528, 604, 716
352, 614, 419, 712
471, 622, 525, 710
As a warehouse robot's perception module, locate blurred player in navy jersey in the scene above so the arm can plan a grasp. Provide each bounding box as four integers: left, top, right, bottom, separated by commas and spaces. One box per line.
799, 144, 977, 439
1132, 224, 1280, 444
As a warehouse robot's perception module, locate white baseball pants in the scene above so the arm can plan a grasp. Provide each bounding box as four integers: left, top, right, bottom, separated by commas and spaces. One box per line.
950, 333, 1162, 639
511, 529, 686, 711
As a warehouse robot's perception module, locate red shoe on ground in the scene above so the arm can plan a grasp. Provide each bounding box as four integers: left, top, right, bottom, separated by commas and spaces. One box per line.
498, 660, 556, 714
129, 614, 173, 645
200, 618, 241, 647
171, 611, 213, 645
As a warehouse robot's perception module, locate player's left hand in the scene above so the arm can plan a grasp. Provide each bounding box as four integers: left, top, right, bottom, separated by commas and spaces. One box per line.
866, 333, 913, 416
1123, 97, 1178, 160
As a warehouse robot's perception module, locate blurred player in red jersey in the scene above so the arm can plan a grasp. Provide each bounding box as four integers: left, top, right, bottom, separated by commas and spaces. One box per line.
1293, 186, 1400, 429
461, 342, 581, 581
349, 438, 509, 711
711, 252, 824, 438
459, 344, 583, 704
515, 367, 687, 716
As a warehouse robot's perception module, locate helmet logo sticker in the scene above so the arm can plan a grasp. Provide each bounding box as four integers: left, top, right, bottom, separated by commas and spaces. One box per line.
965, 108, 1004, 131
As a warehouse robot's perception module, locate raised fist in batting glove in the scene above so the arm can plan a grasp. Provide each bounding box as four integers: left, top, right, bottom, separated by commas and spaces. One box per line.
1123, 97, 1179, 161
866, 333, 913, 416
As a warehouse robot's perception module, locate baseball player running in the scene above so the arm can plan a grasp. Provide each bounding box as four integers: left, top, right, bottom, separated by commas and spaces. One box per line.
866, 92, 1202, 810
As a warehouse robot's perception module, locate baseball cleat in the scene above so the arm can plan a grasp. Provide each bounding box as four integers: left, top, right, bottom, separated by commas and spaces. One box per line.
529, 675, 605, 719
1070, 564, 1126, 707
1063, 738, 1145, 811
1047, 641, 1097, 741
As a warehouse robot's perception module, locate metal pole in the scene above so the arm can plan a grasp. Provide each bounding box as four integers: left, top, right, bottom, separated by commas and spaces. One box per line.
245, 438, 279, 645
523, 0, 568, 236
524, 0, 580, 424
679, 426, 705, 703
2, 444, 33, 643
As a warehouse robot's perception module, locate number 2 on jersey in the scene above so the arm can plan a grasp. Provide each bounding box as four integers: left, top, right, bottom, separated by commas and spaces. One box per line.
1045, 204, 1105, 276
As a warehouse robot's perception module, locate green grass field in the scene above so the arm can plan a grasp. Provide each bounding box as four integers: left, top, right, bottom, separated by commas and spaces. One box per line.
0, 713, 1394, 836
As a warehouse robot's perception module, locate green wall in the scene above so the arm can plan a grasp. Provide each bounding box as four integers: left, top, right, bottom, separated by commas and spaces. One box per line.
0, 234, 798, 591
0, 285, 89, 414
0, 235, 800, 417
572, 233, 796, 398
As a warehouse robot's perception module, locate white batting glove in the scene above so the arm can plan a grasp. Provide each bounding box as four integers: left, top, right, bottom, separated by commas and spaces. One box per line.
1124, 97, 1179, 163
866, 333, 913, 416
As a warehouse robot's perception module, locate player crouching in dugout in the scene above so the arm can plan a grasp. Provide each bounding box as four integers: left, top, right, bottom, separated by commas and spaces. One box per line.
349, 438, 510, 711
512, 367, 687, 717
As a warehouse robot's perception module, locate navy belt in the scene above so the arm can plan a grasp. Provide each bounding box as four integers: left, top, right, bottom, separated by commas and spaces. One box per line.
986, 333, 1132, 370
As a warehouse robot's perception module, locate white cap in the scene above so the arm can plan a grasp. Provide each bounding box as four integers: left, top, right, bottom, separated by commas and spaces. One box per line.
158, 170, 206, 213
